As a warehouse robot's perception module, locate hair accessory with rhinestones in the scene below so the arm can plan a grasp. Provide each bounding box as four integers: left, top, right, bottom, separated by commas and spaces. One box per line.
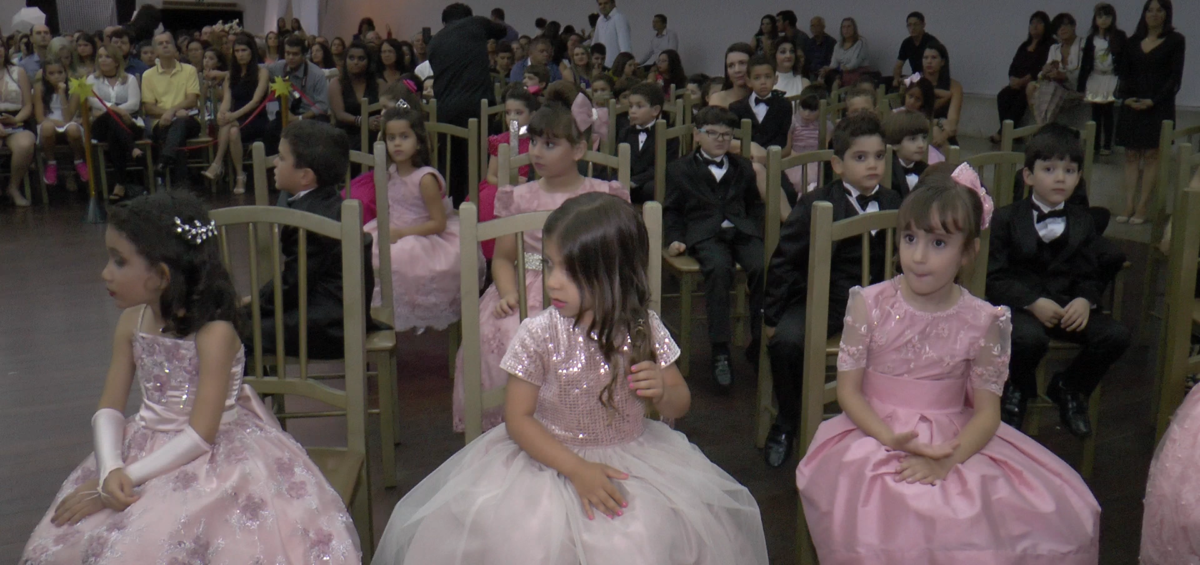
174, 217, 217, 245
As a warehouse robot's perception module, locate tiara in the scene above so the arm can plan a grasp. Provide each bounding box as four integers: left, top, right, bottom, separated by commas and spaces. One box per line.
396, 99, 410, 109
174, 217, 217, 245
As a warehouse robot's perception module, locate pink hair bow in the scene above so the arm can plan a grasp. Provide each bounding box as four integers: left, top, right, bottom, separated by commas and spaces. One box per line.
903, 73, 923, 87
571, 93, 596, 133
403, 79, 418, 93
951, 163, 994, 230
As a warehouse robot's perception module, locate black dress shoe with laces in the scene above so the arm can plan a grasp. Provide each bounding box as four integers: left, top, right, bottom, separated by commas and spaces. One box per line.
1000, 383, 1028, 430
763, 423, 795, 468
713, 354, 733, 392
1047, 378, 1092, 438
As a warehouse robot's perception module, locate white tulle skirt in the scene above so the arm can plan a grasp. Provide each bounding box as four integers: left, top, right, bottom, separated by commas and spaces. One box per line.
372, 421, 768, 565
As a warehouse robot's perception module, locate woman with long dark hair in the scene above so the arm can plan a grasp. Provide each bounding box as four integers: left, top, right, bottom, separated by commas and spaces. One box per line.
310, 42, 337, 78
774, 37, 810, 97
204, 34, 268, 194
1115, 0, 1185, 224
1079, 3, 1126, 155
329, 41, 380, 151
752, 14, 777, 56
922, 42, 962, 151
992, 11, 1052, 143
709, 43, 755, 108
655, 49, 687, 94
378, 38, 409, 85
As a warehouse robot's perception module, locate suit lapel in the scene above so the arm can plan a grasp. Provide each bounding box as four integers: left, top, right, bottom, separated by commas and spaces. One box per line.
1053, 206, 1090, 267
1011, 199, 1041, 257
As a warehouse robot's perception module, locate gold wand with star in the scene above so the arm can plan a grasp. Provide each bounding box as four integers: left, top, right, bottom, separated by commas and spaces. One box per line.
69, 77, 104, 222
270, 76, 292, 128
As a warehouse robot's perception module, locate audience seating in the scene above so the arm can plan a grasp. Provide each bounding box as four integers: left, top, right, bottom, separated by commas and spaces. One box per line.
427, 117, 481, 204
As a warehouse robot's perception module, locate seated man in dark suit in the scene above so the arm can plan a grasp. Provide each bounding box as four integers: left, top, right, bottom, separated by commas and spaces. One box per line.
729, 54, 792, 164
762, 113, 901, 468
247, 120, 383, 360
619, 82, 679, 203
664, 106, 766, 392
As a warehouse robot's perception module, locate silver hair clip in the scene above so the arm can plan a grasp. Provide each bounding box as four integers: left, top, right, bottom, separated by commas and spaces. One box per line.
174, 217, 217, 245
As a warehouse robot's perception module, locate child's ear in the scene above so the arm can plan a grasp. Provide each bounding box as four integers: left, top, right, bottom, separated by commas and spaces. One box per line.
300, 167, 318, 188
572, 138, 588, 161
1022, 167, 1034, 189
831, 155, 844, 176
651, 104, 662, 118
964, 238, 981, 267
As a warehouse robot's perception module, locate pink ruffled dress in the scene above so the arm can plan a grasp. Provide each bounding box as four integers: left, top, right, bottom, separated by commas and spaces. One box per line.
476, 132, 532, 259
796, 278, 1100, 564
1141, 385, 1200, 563
364, 165, 482, 332
375, 308, 769, 565
21, 317, 359, 564
451, 177, 630, 432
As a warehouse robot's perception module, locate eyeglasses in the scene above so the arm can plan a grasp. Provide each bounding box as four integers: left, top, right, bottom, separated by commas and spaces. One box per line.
699, 129, 734, 142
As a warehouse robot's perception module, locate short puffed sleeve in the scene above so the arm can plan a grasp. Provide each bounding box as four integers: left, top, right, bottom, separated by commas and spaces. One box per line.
969, 306, 1012, 397
492, 185, 519, 218
647, 311, 681, 369
837, 287, 871, 371
500, 314, 553, 386
602, 180, 632, 203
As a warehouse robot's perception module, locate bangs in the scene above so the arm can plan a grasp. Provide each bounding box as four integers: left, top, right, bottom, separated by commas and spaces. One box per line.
897, 175, 982, 241
529, 105, 585, 146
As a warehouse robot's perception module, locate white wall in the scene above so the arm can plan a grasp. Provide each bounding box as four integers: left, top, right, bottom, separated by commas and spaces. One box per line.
319, 0, 1199, 107
137, 0, 267, 38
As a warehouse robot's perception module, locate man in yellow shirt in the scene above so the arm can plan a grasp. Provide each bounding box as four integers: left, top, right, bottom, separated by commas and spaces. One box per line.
141, 32, 200, 184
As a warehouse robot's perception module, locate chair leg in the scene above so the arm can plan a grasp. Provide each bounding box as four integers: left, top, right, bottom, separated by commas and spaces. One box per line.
34, 152, 47, 200
755, 353, 773, 448
352, 463, 375, 561
448, 321, 460, 377
678, 273, 695, 377
373, 349, 398, 489
1025, 360, 1047, 436
97, 149, 109, 202
143, 148, 155, 194
1081, 385, 1100, 480
797, 500, 817, 565
733, 274, 748, 348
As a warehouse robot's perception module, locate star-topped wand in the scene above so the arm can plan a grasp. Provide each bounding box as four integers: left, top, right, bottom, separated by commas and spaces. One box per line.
69, 77, 103, 223
270, 76, 292, 128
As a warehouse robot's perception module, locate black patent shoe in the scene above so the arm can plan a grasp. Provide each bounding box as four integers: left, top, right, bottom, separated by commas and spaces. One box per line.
1047, 377, 1092, 438
713, 354, 733, 393
1000, 382, 1028, 430
763, 423, 795, 468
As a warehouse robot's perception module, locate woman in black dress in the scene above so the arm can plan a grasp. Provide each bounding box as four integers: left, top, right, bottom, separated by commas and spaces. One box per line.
204, 33, 269, 195
992, 11, 1052, 143
1116, 0, 1185, 224
329, 41, 380, 152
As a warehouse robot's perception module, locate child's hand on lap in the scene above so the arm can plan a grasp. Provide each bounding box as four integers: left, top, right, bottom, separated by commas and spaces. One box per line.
885, 430, 958, 460
628, 361, 666, 401
494, 293, 520, 318
1027, 298, 1065, 328
51, 479, 106, 526
667, 242, 686, 256
895, 454, 955, 486
100, 469, 140, 511
566, 461, 629, 520
1059, 298, 1091, 332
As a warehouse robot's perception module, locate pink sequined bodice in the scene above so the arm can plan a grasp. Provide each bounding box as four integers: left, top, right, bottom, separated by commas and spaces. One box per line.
837, 277, 1012, 398
500, 308, 680, 447
387, 165, 451, 226
133, 331, 247, 432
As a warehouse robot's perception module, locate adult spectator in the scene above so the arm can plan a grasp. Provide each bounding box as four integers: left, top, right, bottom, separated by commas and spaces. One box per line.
412, 31, 428, 64
141, 31, 201, 184
804, 17, 836, 80
364, 31, 383, 58
751, 15, 778, 57
264, 35, 329, 154
87, 44, 143, 201
1028, 13, 1083, 126
509, 37, 562, 84
493, 41, 515, 83
922, 42, 963, 151
594, 0, 631, 67
820, 18, 869, 87
19, 25, 52, 80
708, 42, 755, 108
204, 34, 268, 194
892, 12, 939, 89
590, 43, 608, 74
1116, 0, 1185, 224
329, 41, 379, 151
639, 14, 678, 68
492, 8, 520, 44
774, 37, 810, 97
0, 40, 35, 206
428, 2, 508, 205
353, 17, 375, 42
776, 11, 809, 56
109, 28, 148, 77
992, 11, 1052, 143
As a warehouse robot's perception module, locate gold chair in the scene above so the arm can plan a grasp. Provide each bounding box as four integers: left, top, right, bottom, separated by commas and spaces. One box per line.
817, 99, 848, 150
210, 198, 374, 560
358, 97, 384, 157
651, 118, 694, 203
427, 118, 481, 204
660, 97, 685, 128
604, 99, 631, 156
878, 90, 904, 115
479, 97, 506, 163
795, 202, 899, 565
1156, 148, 1200, 440
960, 151, 1025, 295
1143, 123, 1200, 339
1000, 119, 1096, 191
457, 187, 662, 442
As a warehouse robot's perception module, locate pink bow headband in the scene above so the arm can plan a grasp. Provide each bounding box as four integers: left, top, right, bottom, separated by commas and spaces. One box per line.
903, 73, 923, 88
950, 163, 995, 230
570, 93, 597, 133
403, 79, 418, 93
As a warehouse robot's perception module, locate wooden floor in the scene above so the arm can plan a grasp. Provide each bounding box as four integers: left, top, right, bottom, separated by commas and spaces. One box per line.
0, 174, 1161, 564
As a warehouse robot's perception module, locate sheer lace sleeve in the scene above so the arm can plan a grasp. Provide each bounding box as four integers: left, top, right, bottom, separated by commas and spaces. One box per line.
970, 306, 1012, 397
648, 311, 681, 369
837, 286, 871, 371
500, 314, 552, 386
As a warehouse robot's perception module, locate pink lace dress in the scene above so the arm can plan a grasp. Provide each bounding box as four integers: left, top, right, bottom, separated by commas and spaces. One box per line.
364, 165, 482, 332
451, 177, 630, 432
21, 320, 359, 564
796, 279, 1100, 564
476, 132, 532, 259
1142, 385, 1200, 563
375, 308, 768, 565
785, 116, 834, 193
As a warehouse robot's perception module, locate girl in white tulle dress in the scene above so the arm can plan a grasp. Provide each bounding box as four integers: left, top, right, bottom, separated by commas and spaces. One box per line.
374, 192, 768, 565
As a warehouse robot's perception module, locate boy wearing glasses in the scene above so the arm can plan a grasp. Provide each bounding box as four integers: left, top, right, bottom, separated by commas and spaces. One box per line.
664, 106, 769, 392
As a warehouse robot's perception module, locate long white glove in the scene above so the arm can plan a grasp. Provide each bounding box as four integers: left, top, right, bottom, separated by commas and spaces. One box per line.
124, 425, 212, 486
92, 408, 127, 485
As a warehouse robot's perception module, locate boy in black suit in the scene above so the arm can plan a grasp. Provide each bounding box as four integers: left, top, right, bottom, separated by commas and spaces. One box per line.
730, 55, 791, 164
248, 120, 382, 359
665, 106, 767, 391
882, 109, 930, 200
762, 113, 901, 467
620, 82, 679, 203
987, 125, 1128, 437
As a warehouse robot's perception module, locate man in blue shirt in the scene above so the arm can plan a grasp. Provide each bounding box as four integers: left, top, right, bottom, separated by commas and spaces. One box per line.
508, 36, 561, 84
803, 17, 836, 81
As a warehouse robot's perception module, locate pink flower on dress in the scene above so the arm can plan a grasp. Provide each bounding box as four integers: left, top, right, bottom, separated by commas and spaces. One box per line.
73, 465, 98, 487
172, 470, 199, 491
308, 528, 336, 560
126, 430, 150, 454
238, 494, 267, 525
275, 457, 296, 479
285, 480, 309, 500
81, 535, 111, 565
166, 535, 214, 565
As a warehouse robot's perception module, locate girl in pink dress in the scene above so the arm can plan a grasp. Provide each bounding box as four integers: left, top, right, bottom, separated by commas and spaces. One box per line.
22, 191, 358, 564
796, 167, 1099, 564
785, 86, 835, 193
344, 80, 422, 224
375, 192, 768, 565
477, 85, 537, 259
452, 91, 630, 433
364, 103, 480, 332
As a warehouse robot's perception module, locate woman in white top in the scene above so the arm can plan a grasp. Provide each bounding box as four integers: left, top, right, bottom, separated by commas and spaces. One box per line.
86, 45, 144, 200
774, 37, 810, 97
0, 41, 35, 206
821, 18, 870, 87
34, 58, 86, 190
1028, 13, 1084, 124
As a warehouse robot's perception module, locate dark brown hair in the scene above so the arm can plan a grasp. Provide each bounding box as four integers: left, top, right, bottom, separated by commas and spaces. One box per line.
883, 109, 931, 145
529, 81, 589, 146
380, 105, 431, 167
898, 172, 983, 252
543, 193, 654, 410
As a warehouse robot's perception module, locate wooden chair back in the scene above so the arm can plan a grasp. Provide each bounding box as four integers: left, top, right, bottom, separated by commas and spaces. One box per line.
1151, 121, 1200, 245
652, 118, 694, 202
362, 142, 393, 329
881, 146, 894, 190
960, 151, 1024, 296
1000, 119, 1096, 191
358, 98, 384, 154
427, 118, 481, 204
210, 199, 373, 556
660, 97, 684, 127
457, 192, 663, 441
680, 93, 695, 125
604, 99, 631, 155
1158, 152, 1200, 439
734, 118, 753, 158
818, 99, 848, 149
480, 97, 507, 165
879, 91, 904, 114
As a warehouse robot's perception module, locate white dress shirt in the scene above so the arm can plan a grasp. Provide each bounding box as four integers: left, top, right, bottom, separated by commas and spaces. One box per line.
1031, 195, 1067, 243
640, 28, 679, 66
594, 9, 633, 67
845, 182, 881, 235
749, 93, 769, 123
898, 158, 920, 191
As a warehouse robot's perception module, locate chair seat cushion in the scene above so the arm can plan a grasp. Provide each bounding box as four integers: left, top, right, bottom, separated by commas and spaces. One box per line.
305, 447, 364, 505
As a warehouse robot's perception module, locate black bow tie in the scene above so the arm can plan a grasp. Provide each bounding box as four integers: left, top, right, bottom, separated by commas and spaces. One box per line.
849, 190, 879, 209
1036, 208, 1068, 223
636, 124, 653, 132
754, 97, 769, 107
700, 154, 726, 168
